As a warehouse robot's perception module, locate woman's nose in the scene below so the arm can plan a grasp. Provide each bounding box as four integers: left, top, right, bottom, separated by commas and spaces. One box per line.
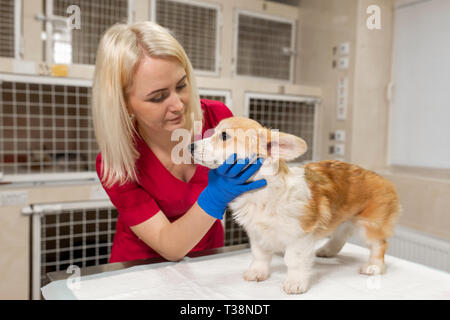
168, 92, 184, 112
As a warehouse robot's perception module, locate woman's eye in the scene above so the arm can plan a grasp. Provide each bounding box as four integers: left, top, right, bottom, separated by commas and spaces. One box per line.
148, 92, 167, 103
176, 83, 187, 91
221, 132, 230, 141
147, 83, 186, 103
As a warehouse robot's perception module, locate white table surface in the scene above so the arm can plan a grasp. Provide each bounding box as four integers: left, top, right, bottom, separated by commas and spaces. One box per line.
41, 242, 450, 300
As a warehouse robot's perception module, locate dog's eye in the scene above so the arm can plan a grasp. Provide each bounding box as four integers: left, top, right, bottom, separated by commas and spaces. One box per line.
221, 132, 230, 141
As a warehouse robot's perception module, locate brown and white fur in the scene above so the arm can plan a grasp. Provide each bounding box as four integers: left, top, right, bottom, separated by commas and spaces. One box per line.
190, 117, 400, 294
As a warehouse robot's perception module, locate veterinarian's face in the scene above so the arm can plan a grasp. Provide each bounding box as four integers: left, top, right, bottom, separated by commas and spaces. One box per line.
127, 55, 190, 134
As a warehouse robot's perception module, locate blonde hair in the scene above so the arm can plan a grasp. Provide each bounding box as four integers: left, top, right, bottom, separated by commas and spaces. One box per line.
92, 21, 202, 188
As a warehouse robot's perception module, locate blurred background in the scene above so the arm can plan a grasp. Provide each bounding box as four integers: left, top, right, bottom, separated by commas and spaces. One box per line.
0, 0, 449, 299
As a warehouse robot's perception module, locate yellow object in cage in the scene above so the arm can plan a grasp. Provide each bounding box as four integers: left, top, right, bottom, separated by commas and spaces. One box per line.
51, 64, 69, 77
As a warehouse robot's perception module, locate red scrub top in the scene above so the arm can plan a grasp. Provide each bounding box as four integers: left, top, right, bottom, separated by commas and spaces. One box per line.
96, 99, 233, 263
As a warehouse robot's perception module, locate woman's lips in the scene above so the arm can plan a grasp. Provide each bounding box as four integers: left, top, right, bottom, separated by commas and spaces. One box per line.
168, 115, 182, 121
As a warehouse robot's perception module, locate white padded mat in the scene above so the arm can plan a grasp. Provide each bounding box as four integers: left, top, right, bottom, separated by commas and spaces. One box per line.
42, 243, 450, 300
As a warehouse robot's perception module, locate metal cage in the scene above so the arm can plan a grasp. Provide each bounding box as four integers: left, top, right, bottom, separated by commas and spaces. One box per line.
23, 200, 118, 300
234, 10, 296, 82
0, 74, 96, 183
151, 0, 221, 76
245, 93, 319, 163
44, 0, 131, 65
0, 0, 21, 58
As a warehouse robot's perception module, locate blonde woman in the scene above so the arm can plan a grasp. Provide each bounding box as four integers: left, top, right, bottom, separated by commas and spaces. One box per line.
92, 21, 266, 263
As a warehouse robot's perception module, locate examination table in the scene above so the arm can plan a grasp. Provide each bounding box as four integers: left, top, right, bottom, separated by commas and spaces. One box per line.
41, 242, 450, 300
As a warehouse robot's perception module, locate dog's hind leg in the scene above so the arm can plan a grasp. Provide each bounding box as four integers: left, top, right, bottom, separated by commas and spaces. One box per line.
357, 201, 399, 275
359, 221, 390, 275
359, 238, 388, 275
315, 221, 354, 258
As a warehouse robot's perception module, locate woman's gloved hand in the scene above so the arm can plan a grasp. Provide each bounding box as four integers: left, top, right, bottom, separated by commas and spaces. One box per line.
197, 153, 267, 220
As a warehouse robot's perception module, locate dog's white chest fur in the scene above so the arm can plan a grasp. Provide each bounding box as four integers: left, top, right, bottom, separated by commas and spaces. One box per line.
229, 166, 310, 252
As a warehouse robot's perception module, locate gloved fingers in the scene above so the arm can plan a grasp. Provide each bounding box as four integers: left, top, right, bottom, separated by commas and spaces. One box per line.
235, 158, 265, 183
227, 157, 251, 177
238, 178, 267, 192
216, 153, 237, 175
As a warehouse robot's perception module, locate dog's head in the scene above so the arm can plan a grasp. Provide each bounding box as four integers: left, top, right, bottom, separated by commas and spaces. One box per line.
189, 117, 307, 169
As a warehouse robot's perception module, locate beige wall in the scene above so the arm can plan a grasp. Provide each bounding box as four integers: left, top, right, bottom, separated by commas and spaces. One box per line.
382, 170, 450, 239
297, 0, 358, 161
0, 204, 30, 299
351, 0, 394, 169
297, 0, 394, 166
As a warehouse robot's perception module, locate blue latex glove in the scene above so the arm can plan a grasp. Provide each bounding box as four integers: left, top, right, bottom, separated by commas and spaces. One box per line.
197, 154, 267, 220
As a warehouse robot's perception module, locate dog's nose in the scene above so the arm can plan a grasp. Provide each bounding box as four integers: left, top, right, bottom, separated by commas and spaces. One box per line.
189, 143, 195, 154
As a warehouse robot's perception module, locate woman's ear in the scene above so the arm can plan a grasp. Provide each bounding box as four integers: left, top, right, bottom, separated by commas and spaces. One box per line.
266, 131, 307, 161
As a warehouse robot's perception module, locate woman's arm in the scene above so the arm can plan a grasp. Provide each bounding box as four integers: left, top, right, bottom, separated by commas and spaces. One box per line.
130, 202, 216, 261
131, 155, 266, 262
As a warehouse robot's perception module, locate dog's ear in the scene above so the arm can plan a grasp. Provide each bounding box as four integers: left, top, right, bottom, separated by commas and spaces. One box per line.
264, 131, 307, 161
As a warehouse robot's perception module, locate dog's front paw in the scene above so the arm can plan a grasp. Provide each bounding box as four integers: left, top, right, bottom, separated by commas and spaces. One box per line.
243, 266, 270, 282
282, 278, 309, 294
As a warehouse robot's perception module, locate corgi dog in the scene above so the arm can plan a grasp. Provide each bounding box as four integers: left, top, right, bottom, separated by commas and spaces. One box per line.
190, 117, 400, 294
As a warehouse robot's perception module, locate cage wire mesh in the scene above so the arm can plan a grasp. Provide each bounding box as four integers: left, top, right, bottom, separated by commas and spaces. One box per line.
248, 97, 316, 162
0, 0, 15, 58
38, 205, 118, 287
199, 94, 226, 104
155, 0, 218, 72
0, 80, 96, 175
237, 13, 293, 80
224, 209, 249, 246
52, 0, 129, 65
